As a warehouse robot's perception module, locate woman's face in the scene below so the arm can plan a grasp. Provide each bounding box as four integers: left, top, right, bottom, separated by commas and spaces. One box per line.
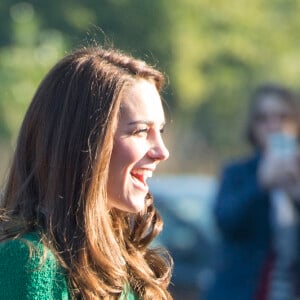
107, 79, 169, 213
252, 95, 298, 149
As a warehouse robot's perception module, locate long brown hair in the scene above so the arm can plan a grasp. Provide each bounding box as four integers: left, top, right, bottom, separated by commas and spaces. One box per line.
0, 47, 173, 299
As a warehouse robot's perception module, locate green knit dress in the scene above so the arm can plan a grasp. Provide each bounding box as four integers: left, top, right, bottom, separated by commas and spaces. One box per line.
0, 232, 138, 300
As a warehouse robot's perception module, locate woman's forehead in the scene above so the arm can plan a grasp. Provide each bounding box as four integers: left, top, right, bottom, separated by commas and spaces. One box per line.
116, 80, 165, 124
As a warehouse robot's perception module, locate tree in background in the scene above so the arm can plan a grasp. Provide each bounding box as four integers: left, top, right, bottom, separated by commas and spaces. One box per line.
1, 0, 300, 174
0, 0, 173, 139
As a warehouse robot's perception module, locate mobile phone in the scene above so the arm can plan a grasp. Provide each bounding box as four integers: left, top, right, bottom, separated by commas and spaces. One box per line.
267, 132, 298, 158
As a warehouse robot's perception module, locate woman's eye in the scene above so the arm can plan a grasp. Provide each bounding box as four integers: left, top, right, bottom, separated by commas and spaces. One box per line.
133, 128, 148, 136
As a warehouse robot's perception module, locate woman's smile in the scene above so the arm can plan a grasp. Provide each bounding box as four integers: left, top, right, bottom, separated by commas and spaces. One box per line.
131, 168, 154, 190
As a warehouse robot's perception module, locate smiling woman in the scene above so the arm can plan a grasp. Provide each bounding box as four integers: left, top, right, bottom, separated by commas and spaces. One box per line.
0, 46, 173, 300
108, 79, 169, 213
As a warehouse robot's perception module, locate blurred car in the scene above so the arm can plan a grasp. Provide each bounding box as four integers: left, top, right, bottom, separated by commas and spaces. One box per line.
148, 175, 220, 300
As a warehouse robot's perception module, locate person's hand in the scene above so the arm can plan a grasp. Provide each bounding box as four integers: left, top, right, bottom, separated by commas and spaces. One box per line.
258, 153, 299, 189
280, 157, 300, 202
258, 153, 300, 200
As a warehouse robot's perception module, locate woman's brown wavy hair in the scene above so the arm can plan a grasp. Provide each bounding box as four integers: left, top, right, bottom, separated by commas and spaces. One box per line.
0, 47, 173, 299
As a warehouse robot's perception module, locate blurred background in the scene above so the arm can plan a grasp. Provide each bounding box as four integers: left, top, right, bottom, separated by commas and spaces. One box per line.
1, 1, 300, 299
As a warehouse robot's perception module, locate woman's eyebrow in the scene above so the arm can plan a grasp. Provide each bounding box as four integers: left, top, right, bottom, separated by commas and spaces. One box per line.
127, 120, 153, 126
127, 120, 166, 126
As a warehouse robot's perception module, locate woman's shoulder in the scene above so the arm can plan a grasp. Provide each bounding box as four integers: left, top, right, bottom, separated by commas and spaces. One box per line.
0, 231, 42, 248
0, 231, 52, 267
0, 231, 70, 299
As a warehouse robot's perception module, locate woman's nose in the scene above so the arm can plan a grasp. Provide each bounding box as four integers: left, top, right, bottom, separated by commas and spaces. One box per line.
148, 137, 169, 161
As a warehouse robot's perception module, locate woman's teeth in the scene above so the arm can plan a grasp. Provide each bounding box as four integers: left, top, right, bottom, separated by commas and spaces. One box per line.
131, 170, 153, 184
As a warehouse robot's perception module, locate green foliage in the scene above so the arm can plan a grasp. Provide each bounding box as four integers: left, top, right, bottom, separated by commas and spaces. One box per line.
165, 0, 300, 163
1, 0, 300, 171
0, 0, 173, 140
0, 2, 67, 139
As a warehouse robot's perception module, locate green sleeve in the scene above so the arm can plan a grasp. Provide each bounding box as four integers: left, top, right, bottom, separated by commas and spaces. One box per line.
120, 285, 140, 300
0, 235, 70, 299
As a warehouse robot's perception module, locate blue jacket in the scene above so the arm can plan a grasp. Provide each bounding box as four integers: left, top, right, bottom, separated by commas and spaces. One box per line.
206, 155, 272, 300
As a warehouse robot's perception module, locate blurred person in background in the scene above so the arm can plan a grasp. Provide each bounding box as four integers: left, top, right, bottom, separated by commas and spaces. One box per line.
206, 84, 300, 300
0, 46, 173, 299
